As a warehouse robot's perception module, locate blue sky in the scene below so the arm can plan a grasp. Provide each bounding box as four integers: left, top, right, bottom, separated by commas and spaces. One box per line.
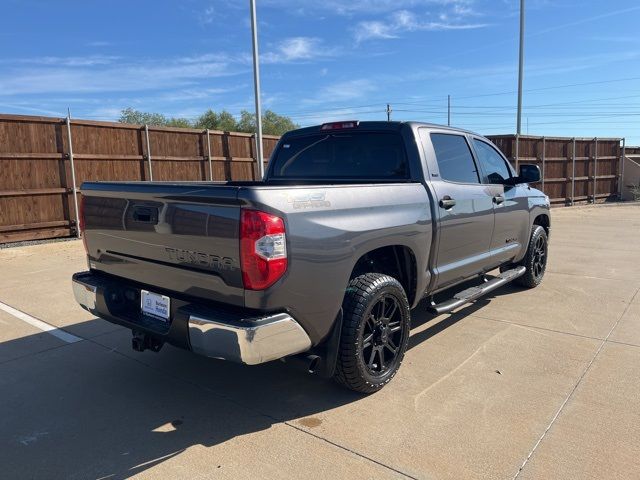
1, 0, 639, 143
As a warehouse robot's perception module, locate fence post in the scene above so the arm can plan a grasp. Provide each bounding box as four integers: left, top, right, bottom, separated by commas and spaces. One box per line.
541, 136, 546, 193
620, 138, 626, 198
593, 138, 598, 203
252, 134, 259, 180
206, 129, 213, 181
144, 124, 153, 181
571, 137, 576, 206
65, 113, 81, 238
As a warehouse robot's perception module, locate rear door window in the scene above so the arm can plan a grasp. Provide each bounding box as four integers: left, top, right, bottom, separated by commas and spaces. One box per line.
270, 132, 409, 180
472, 139, 513, 184
430, 133, 480, 184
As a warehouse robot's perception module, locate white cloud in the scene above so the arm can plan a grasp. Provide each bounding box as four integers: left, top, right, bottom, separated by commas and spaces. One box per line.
262, 37, 334, 63
200, 5, 216, 24
317, 79, 377, 102
155, 86, 248, 102
354, 6, 488, 42
355, 22, 398, 42
0, 101, 62, 116
86, 41, 112, 48
8, 55, 120, 67
0, 55, 245, 96
84, 106, 123, 120
265, 0, 478, 16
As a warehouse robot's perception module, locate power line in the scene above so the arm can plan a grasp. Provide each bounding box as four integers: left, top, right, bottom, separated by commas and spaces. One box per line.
455, 75, 640, 100
393, 108, 640, 117
270, 78, 640, 121
287, 108, 385, 119
392, 93, 640, 110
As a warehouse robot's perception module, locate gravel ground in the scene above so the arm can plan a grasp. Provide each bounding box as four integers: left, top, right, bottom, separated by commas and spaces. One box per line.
0, 236, 80, 249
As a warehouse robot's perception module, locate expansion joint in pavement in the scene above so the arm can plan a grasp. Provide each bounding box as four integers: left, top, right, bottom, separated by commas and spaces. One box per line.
83, 336, 418, 480
512, 287, 640, 479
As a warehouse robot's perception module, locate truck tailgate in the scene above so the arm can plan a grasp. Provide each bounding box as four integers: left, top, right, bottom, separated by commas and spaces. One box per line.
81, 182, 244, 306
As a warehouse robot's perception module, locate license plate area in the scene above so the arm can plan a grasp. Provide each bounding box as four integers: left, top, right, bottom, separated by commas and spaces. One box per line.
141, 290, 170, 322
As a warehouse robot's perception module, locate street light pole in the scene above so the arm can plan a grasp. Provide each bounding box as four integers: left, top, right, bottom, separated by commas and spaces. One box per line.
249, 0, 265, 179
516, 0, 525, 135
515, 0, 525, 170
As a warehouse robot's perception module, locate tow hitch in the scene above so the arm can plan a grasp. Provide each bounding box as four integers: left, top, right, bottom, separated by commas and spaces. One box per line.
131, 331, 164, 353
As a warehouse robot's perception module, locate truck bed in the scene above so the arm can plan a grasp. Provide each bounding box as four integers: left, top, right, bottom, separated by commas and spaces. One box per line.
81, 180, 432, 343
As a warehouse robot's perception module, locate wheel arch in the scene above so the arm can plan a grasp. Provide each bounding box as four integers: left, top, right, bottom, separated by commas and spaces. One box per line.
349, 245, 418, 306
533, 213, 550, 233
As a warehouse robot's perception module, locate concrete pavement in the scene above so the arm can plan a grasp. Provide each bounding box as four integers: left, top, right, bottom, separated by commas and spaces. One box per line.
1, 203, 639, 479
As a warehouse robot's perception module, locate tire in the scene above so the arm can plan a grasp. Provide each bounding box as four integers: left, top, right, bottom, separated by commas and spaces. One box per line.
334, 273, 411, 394
515, 225, 548, 288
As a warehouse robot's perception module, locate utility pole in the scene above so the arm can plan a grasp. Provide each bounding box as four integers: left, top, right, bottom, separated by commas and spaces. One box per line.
515, 0, 525, 170
447, 95, 451, 126
386, 103, 392, 121
249, 0, 264, 180
516, 0, 525, 135
66, 108, 81, 239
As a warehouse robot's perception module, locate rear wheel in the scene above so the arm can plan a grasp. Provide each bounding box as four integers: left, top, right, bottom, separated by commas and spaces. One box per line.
514, 225, 548, 288
334, 273, 410, 394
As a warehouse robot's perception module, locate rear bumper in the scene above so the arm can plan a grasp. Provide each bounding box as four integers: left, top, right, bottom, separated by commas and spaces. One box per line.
72, 271, 311, 365
188, 314, 311, 365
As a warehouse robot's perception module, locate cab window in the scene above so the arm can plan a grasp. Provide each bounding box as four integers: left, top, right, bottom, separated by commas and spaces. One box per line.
430, 133, 480, 184
472, 139, 512, 184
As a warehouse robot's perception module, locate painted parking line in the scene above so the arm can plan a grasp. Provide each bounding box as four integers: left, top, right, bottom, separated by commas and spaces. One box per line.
0, 301, 83, 344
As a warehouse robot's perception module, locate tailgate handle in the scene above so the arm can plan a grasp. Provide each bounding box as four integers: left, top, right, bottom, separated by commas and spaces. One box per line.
132, 206, 158, 224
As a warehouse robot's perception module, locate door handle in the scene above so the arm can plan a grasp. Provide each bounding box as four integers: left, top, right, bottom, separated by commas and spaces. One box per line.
439, 196, 456, 209
493, 195, 505, 205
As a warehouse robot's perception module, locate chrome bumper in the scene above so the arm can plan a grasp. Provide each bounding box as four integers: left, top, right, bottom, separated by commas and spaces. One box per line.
188, 313, 311, 365
72, 275, 98, 312
72, 272, 311, 365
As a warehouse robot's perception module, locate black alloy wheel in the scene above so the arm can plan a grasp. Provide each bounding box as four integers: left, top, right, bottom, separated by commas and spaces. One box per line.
360, 294, 405, 376
532, 233, 547, 281
335, 273, 411, 393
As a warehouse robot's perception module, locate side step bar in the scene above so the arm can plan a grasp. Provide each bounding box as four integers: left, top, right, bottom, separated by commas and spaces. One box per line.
428, 266, 526, 315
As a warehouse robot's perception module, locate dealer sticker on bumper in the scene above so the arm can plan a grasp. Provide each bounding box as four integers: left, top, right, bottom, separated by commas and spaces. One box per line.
141, 290, 170, 321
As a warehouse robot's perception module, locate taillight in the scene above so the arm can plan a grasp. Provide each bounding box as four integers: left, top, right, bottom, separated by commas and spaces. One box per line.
79, 194, 88, 254
240, 209, 287, 290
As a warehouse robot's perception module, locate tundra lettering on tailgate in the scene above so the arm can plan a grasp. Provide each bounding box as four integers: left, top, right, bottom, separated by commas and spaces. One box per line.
165, 247, 237, 271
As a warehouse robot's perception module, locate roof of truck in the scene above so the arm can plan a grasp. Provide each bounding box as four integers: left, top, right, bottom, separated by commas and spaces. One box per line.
284, 121, 482, 138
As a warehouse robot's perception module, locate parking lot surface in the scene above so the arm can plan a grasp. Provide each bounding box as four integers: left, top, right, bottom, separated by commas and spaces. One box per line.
1, 203, 639, 479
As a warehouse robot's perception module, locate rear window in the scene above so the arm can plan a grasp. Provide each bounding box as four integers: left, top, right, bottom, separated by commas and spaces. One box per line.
269, 132, 409, 180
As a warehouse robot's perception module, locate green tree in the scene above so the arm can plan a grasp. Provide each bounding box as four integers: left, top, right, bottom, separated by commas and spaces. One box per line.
237, 109, 298, 136
118, 107, 298, 135
236, 110, 256, 133
165, 117, 194, 128
118, 107, 194, 128
193, 109, 238, 131
118, 107, 171, 127
263, 110, 298, 136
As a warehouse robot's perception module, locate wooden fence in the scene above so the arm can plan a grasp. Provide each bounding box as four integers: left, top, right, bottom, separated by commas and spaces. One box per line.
487, 135, 622, 206
0, 114, 278, 243
0, 114, 625, 244
625, 146, 640, 155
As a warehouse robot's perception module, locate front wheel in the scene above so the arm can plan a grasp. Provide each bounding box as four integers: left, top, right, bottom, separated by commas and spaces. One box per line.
515, 225, 548, 288
334, 273, 411, 394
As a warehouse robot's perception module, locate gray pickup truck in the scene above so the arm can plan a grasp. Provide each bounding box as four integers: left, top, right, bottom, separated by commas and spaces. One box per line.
72, 121, 550, 392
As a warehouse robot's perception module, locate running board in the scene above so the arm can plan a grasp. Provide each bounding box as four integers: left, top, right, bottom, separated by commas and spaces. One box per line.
428, 266, 526, 315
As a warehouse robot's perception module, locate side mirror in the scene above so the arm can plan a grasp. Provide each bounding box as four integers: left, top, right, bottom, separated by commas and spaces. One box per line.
517, 163, 541, 184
